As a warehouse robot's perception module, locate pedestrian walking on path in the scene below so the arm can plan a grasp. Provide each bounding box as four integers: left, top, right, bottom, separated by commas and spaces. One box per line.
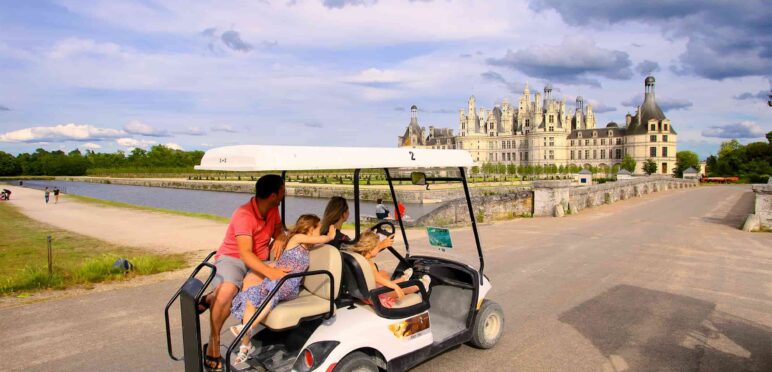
44, 187, 50, 204
53, 187, 60, 204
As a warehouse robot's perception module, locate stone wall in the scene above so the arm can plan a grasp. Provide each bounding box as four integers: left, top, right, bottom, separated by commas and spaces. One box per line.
750, 183, 772, 230
413, 191, 533, 227
60, 176, 528, 203
533, 177, 699, 217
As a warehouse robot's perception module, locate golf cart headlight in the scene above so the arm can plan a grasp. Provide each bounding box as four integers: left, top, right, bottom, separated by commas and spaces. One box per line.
293, 341, 339, 371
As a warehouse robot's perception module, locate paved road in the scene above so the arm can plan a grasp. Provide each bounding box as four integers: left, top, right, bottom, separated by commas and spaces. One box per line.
0, 185, 769, 371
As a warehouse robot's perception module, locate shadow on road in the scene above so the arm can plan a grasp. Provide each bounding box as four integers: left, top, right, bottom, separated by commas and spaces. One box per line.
559, 285, 772, 371
701, 190, 756, 228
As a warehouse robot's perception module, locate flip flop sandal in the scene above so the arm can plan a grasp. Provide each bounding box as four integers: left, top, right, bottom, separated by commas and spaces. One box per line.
202, 343, 223, 372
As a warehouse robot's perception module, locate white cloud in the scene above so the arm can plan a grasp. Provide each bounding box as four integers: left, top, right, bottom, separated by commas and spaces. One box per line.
0, 124, 125, 143
123, 120, 169, 137
116, 137, 157, 148
702, 121, 766, 139
175, 126, 206, 136
82, 142, 102, 150
211, 124, 236, 133
49, 38, 123, 59
164, 142, 184, 150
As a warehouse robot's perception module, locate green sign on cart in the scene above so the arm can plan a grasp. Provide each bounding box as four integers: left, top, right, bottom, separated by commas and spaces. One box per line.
427, 227, 453, 249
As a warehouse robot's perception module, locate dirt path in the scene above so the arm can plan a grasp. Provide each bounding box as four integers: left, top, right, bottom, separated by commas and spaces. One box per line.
4, 186, 225, 255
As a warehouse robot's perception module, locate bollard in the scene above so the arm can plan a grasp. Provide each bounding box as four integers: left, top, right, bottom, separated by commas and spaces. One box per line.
47, 235, 53, 277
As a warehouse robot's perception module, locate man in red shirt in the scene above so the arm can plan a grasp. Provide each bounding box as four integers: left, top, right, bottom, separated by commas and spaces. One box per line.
203, 174, 288, 370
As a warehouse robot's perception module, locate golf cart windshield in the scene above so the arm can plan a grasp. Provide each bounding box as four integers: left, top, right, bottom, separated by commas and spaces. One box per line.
195, 145, 484, 274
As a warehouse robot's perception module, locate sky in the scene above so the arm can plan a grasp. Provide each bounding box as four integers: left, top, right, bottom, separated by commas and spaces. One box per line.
0, 0, 770, 158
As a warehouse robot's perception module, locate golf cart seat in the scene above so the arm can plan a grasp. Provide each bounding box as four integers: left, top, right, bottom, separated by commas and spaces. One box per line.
341, 251, 423, 309
262, 245, 341, 330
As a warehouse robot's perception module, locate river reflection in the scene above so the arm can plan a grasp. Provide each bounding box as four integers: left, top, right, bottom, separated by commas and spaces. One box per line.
12, 180, 441, 223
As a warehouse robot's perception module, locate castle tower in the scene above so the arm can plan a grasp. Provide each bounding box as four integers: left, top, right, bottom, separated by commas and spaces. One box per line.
575, 96, 584, 129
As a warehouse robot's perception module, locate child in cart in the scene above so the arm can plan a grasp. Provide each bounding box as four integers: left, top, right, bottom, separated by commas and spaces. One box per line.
347, 231, 430, 308
229, 214, 336, 365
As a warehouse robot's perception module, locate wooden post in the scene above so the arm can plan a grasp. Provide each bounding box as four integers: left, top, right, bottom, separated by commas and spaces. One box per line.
47, 235, 53, 277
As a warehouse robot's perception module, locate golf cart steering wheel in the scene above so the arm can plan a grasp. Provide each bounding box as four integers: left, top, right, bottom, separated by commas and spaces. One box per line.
370, 221, 395, 237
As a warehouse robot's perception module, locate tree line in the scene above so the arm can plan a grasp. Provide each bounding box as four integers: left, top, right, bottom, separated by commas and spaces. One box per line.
0, 145, 204, 176
705, 133, 772, 183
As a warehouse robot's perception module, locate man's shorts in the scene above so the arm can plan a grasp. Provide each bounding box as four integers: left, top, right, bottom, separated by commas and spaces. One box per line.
210, 255, 249, 290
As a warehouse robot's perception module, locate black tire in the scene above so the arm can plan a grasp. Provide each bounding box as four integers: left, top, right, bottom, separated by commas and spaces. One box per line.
334, 351, 379, 372
469, 300, 504, 349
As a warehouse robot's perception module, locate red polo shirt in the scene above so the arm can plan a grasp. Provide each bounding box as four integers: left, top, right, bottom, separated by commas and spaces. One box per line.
216, 197, 280, 261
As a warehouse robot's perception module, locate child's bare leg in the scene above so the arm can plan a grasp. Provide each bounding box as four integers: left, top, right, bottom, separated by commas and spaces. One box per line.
240, 301, 274, 346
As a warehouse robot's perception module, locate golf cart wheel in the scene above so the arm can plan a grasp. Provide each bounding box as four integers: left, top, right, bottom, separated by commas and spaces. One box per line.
334, 351, 379, 372
470, 300, 504, 349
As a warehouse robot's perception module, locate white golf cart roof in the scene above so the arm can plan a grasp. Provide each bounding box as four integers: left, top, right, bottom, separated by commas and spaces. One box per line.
195, 145, 473, 171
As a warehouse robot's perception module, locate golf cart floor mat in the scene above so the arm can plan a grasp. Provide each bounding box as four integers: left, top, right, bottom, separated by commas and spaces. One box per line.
428, 285, 473, 343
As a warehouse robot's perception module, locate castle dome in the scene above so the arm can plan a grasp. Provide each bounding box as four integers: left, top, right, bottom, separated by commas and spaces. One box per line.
606, 122, 619, 128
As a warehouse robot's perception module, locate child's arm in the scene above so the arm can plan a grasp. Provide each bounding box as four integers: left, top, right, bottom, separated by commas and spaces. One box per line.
288, 227, 337, 247
372, 263, 405, 298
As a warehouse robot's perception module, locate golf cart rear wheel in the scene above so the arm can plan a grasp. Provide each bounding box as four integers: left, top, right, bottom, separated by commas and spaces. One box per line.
470, 300, 504, 349
335, 351, 379, 372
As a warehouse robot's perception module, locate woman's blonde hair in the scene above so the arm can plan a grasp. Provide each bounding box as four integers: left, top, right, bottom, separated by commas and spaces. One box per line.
321, 196, 348, 235
288, 214, 321, 243
347, 231, 379, 255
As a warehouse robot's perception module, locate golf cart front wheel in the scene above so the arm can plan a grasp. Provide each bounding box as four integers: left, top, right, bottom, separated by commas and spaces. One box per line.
334, 351, 379, 372
470, 300, 504, 349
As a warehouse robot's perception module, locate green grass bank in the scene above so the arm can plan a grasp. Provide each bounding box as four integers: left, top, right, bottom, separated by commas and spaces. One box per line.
0, 203, 187, 295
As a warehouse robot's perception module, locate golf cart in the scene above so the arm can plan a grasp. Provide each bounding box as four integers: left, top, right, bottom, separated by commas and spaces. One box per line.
165, 145, 504, 371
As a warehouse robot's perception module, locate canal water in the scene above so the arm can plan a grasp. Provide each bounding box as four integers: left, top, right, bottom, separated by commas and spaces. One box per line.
10, 180, 441, 223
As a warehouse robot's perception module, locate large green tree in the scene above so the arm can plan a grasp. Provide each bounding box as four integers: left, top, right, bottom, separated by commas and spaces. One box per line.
674, 150, 700, 177
620, 154, 637, 173
642, 158, 658, 175
0, 151, 21, 176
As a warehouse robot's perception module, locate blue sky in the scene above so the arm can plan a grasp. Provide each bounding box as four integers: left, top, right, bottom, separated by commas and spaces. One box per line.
0, 0, 770, 158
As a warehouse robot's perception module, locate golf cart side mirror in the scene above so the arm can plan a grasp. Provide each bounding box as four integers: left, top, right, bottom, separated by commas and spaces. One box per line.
411, 172, 427, 186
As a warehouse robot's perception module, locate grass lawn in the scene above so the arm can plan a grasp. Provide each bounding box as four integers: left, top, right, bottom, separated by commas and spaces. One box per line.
0, 203, 187, 295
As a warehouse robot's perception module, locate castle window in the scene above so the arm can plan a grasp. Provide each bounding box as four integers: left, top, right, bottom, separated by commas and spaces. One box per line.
616, 138, 622, 145
593, 139, 597, 146
663, 135, 668, 142
549, 115, 554, 124
650, 135, 656, 142
601, 139, 606, 145
608, 130, 613, 137
543, 138, 547, 146
650, 147, 657, 157
544, 153, 547, 160
571, 140, 575, 146
593, 131, 598, 137
578, 150, 582, 159
585, 139, 589, 146
662, 147, 668, 157
664, 124, 669, 131
650, 124, 656, 131
549, 137, 554, 146
609, 149, 613, 159
525, 119, 530, 127
585, 150, 590, 159
549, 150, 554, 160
524, 152, 529, 161
571, 150, 575, 160
616, 149, 622, 159
662, 163, 667, 174
593, 150, 597, 159
549, 126, 554, 132
601, 150, 605, 159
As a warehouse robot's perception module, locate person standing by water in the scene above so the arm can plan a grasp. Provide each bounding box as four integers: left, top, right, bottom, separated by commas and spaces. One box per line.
375, 198, 390, 220
53, 187, 60, 204
44, 187, 50, 204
